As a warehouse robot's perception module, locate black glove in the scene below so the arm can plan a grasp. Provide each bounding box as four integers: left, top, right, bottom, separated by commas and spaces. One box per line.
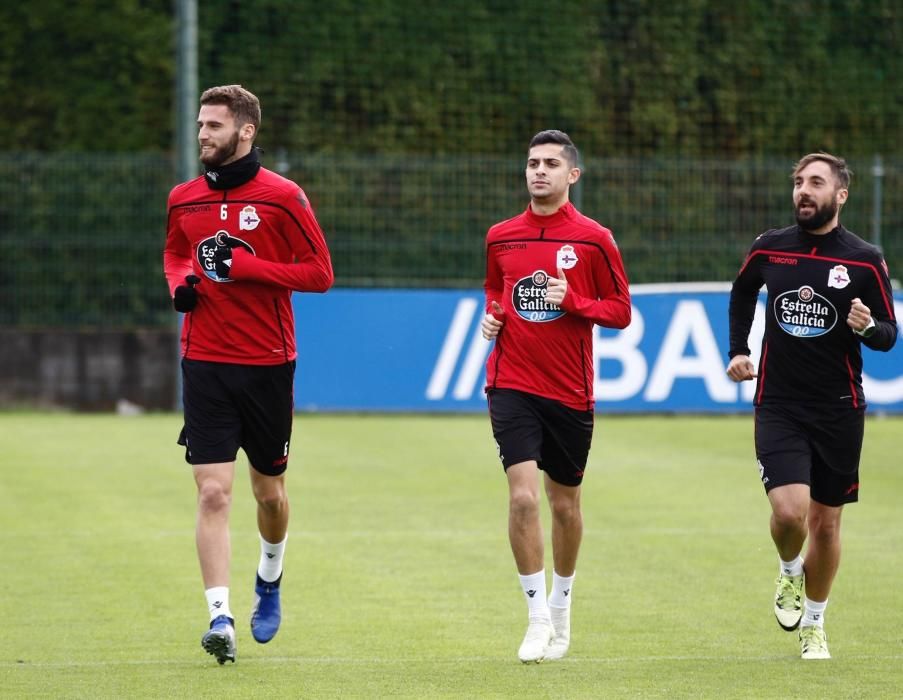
213, 234, 240, 279
173, 274, 201, 312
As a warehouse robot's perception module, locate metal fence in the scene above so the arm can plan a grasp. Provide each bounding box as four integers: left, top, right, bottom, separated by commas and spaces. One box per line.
1, 153, 899, 328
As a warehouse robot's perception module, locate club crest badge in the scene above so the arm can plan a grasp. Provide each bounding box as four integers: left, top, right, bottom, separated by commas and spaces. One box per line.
827, 264, 850, 289
239, 205, 261, 231
557, 245, 578, 270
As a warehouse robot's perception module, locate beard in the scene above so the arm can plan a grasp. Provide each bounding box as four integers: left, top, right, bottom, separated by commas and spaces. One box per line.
795, 198, 838, 231
200, 130, 240, 168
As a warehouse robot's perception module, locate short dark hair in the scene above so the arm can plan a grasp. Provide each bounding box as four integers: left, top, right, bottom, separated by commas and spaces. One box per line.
529, 130, 579, 168
200, 85, 262, 133
792, 152, 851, 189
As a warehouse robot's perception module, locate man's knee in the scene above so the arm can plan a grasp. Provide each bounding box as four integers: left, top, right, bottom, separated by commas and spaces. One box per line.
546, 478, 581, 524
768, 484, 809, 531
509, 486, 540, 522
252, 480, 287, 513
549, 495, 581, 526
197, 480, 232, 514
771, 503, 807, 531
808, 507, 842, 542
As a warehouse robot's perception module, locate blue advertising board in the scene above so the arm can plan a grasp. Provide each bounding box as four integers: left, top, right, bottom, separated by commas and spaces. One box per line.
293, 284, 903, 413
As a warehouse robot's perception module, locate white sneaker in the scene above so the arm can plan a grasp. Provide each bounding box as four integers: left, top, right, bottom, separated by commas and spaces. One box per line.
799, 625, 831, 660
518, 619, 552, 663
774, 572, 804, 631
545, 605, 571, 660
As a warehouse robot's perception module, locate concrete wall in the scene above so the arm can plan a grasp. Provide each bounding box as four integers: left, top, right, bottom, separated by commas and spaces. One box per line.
0, 329, 178, 411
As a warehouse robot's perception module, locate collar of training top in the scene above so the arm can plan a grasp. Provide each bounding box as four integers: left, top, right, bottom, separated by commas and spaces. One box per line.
204, 147, 262, 191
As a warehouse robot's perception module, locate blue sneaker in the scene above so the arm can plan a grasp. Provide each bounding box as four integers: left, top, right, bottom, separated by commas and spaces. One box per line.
250, 574, 282, 643
201, 615, 236, 665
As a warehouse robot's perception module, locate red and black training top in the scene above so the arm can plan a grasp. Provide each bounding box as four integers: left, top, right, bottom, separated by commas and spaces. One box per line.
729, 224, 897, 408
484, 202, 632, 411
164, 167, 334, 365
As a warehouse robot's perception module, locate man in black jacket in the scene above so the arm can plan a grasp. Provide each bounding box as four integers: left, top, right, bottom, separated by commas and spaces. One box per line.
727, 152, 897, 660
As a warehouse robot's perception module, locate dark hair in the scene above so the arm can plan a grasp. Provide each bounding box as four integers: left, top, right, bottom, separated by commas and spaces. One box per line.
792, 152, 851, 189
200, 85, 262, 133
529, 130, 579, 168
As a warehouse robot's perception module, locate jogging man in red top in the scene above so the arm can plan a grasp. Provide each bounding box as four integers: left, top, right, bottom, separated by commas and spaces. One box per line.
481, 130, 631, 663
727, 152, 896, 659
163, 85, 333, 664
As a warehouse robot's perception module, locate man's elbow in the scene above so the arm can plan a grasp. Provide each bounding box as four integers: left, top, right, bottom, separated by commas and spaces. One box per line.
871, 325, 899, 352
612, 302, 632, 329
312, 265, 334, 293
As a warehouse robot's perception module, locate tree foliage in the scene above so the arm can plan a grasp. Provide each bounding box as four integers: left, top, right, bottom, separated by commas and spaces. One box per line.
0, 0, 173, 151
0, 1, 899, 157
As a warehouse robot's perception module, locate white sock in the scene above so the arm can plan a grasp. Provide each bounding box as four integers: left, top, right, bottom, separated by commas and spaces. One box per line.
258, 533, 287, 583
205, 586, 232, 622
802, 597, 827, 628
549, 571, 575, 608
519, 570, 549, 621
779, 556, 804, 577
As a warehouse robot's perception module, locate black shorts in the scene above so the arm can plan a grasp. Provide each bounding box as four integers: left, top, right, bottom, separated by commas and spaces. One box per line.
488, 388, 594, 487
178, 358, 295, 476
755, 403, 865, 507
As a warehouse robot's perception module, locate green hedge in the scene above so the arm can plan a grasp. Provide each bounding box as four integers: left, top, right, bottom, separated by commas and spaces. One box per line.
0, 1, 899, 157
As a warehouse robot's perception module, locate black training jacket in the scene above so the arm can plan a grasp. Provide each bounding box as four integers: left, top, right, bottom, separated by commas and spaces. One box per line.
729, 224, 897, 408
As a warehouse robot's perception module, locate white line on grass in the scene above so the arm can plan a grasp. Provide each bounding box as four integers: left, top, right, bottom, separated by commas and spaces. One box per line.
5, 653, 903, 669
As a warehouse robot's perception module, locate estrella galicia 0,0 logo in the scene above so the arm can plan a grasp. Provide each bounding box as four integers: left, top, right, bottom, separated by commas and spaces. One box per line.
773, 285, 837, 338
512, 270, 565, 323
196, 231, 255, 282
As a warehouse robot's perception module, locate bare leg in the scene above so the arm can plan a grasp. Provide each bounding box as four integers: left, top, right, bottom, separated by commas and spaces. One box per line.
803, 502, 843, 601
506, 461, 543, 574
766, 483, 810, 561
250, 468, 289, 543
544, 474, 582, 577
193, 462, 235, 588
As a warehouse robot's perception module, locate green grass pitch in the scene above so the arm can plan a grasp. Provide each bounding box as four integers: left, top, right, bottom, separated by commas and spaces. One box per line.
1, 412, 901, 698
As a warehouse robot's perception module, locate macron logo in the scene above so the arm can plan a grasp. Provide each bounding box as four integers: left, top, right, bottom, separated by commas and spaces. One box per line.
526, 590, 537, 598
